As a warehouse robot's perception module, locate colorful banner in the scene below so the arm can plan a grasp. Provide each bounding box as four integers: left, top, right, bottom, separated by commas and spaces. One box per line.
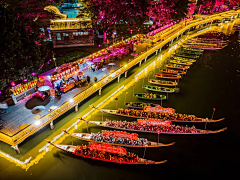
137, 119, 171, 126
88, 143, 127, 155
102, 130, 138, 140
144, 106, 175, 114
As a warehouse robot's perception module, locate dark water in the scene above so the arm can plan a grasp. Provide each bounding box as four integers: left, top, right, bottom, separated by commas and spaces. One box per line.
1, 33, 240, 180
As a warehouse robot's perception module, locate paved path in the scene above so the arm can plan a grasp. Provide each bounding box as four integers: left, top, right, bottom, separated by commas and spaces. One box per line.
0, 51, 144, 136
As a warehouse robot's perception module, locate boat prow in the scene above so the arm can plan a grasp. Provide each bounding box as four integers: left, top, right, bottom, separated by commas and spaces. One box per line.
47, 140, 76, 153
155, 160, 168, 164
212, 127, 227, 133
213, 118, 225, 122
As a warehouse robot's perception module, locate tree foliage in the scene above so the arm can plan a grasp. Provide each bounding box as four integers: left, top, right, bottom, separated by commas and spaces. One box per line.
0, 0, 60, 90
78, 0, 150, 39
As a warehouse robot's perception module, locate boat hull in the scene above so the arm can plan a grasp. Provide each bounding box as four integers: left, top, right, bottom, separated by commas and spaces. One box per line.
125, 102, 160, 110
99, 109, 224, 123
70, 133, 175, 148
135, 94, 167, 100
149, 79, 178, 86
49, 143, 166, 164
144, 85, 179, 93
155, 74, 181, 79
89, 121, 227, 135
170, 60, 192, 65
160, 69, 186, 75
166, 64, 190, 70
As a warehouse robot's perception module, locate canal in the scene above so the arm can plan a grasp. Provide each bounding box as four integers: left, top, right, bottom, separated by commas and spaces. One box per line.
0, 32, 240, 180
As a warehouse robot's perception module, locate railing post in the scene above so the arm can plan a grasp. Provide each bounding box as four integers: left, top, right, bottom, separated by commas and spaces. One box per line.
125, 71, 128, 78
145, 58, 147, 63
118, 75, 121, 83
50, 121, 54, 130
99, 88, 102, 95
139, 61, 142, 67
75, 104, 78, 112
11, 145, 20, 154
155, 50, 158, 55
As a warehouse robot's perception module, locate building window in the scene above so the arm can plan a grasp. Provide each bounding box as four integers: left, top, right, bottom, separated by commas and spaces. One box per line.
63, 33, 69, 37
56, 33, 61, 40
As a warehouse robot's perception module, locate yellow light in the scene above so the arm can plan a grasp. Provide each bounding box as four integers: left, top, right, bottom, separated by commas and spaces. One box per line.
35, 121, 40, 126
125, 65, 127, 67
69, 99, 73, 103
94, 84, 97, 86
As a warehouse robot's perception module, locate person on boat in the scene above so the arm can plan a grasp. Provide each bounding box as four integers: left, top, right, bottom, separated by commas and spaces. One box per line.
150, 93, 153, 98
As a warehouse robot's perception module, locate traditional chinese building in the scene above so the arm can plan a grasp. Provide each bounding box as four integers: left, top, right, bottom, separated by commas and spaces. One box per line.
44, 5, 94, 48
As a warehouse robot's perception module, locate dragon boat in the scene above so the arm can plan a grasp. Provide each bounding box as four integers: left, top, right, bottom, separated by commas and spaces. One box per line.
125, 102, 160, 109
155, 74, 181, 79
47, 141, 167, 165
98, 108, 224, 123
144, 85, 180, 93
87, 120, 227, 135
63, 130, 175, 148
160, 69, 186, 75
166, 64, 190, 70
135, 93, 167, 100
149, 79, 178, 86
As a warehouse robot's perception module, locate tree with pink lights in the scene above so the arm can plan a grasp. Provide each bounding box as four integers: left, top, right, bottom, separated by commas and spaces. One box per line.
196, 0, 240, 14
79, 0, 150, 42
147, 0, 189, 27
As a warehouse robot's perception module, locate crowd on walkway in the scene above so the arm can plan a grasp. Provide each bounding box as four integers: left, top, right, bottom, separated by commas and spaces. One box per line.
75, 145, 139, 163
89, 132, 151, 146
105, 120, 198, 133
116, 109, 196, 121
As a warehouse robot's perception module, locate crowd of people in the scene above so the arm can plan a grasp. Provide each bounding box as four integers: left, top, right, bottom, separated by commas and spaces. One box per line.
104, 120, 198, 133
75, 145, 139, 163
116, 108, 197, 121
89, 132, 151, 146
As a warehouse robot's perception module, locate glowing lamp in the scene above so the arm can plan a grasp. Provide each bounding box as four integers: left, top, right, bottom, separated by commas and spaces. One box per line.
11, 82, 15, 86
35, 121, 40, 126
69, 99, 73, 103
